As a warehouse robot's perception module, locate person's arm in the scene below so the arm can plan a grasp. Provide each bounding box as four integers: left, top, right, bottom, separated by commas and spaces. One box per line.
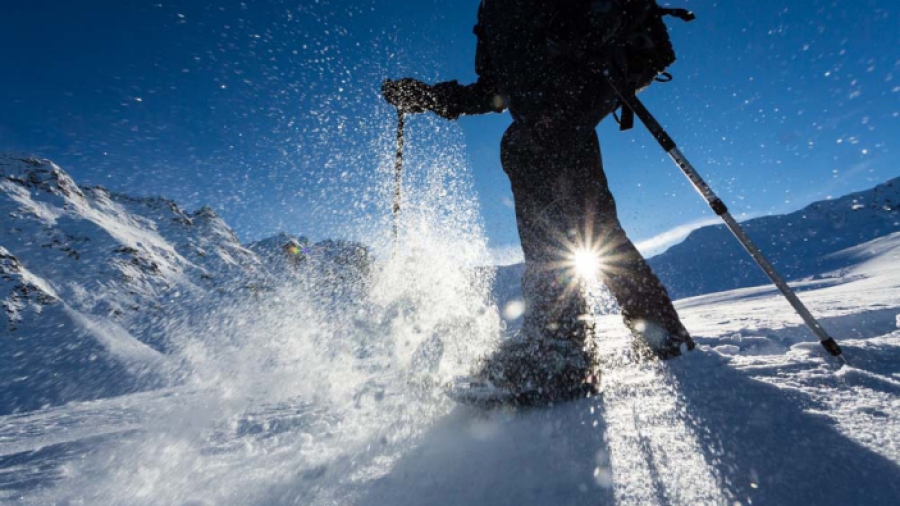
382, 0, 504, 119
430, 77, 506, 119
381, 75, 505, 120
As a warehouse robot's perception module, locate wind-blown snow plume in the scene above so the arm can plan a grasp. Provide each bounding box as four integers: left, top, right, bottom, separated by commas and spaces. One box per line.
11, 120, 503, 504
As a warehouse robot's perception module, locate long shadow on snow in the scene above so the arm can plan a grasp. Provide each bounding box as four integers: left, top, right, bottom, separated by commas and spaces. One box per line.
668, 351, 900, 505
355, 398, 616, 506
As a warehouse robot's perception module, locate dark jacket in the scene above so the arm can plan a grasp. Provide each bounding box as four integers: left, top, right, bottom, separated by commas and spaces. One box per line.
437, 0, 619, 128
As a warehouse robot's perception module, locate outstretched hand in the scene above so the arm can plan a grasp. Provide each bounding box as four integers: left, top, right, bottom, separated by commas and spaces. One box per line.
381, 78, 435, 114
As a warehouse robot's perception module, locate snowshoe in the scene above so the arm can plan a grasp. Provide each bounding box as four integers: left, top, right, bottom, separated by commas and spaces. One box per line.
448, 331, 601, 408
448, 375, 599, 409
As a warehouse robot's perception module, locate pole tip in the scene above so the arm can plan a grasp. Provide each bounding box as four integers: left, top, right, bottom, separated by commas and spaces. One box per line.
821, 337, 842, 358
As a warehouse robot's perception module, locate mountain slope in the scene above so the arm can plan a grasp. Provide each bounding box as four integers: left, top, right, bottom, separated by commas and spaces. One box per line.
0, 155, 369, 415
0, 155, 263, 412
0, 155, 265, 334
490, 177, 900, 314
649, 177, 900, 299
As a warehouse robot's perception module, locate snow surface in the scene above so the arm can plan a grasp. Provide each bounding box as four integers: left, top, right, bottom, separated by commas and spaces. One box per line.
3, 236, 900, 505
3, 155, 900, 505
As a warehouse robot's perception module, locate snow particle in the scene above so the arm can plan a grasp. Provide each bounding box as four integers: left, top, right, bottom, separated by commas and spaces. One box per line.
593, 466, 613, 488
502, 300, 525, 320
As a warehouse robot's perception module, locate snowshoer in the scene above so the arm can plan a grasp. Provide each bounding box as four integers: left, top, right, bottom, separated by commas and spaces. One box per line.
383, 0, 695, 405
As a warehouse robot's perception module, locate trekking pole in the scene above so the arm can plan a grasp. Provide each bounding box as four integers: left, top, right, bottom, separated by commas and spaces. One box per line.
601, 68, 845, 363
392, 109, 405, 258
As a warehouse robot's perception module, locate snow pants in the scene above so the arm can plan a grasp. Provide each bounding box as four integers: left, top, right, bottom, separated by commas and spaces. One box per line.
500, 121, 688, 344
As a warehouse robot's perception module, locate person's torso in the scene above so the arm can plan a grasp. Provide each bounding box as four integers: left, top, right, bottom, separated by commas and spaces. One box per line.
477, 0, 617, 127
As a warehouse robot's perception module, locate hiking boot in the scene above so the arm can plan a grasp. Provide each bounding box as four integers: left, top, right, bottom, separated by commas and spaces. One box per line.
462, 328, 601, 406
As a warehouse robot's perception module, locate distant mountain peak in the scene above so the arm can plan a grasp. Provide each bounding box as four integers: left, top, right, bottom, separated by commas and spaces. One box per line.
1, 155, 83, 200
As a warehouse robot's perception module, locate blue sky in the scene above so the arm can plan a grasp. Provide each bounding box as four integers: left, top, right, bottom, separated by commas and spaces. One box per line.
1, 0, 898, 262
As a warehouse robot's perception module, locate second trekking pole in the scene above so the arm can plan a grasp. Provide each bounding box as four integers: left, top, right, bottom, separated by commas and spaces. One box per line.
601, 68, 845, 362
392, 110, 405, 258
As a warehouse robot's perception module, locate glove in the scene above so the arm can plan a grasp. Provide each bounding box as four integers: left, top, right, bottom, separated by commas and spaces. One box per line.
381, 78, 436, 114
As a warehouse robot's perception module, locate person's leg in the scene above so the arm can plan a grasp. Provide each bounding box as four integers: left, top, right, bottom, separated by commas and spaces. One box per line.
567, 136, 694, 356
469, 123, 599, 402
501, 123, 593, 344
502, 122, 693, 359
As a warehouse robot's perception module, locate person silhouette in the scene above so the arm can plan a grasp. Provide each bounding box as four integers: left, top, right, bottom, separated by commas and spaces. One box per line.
383, 0, 694, 404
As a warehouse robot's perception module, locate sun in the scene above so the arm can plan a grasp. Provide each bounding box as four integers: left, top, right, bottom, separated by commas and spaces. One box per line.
572, 247, 601, 280
554, 222, 627, 289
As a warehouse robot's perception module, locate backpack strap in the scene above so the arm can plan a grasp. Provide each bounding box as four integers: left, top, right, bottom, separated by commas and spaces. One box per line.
612, 4, 694, 131
616, 85, 636, 131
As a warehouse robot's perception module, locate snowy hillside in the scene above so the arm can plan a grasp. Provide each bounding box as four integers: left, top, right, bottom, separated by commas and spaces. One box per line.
3, 155, 900, 505
0, 154, 263, 328
2, 226, 899, 505
491, 177, 900, 316
0, 155, 369, 415
649, 177, 900, 299
0, 154, 254, 414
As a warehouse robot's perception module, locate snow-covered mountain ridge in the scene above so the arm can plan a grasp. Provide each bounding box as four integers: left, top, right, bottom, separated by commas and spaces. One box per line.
1, 155, 262, 334
491, 177, 900, 311
649, 177, 900, 299
0, 154, 368, 414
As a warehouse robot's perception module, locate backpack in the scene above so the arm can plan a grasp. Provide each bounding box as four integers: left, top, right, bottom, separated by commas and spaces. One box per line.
475, 0, 694, 129
550, 2, 693, 82
617, 2, 696, 128
549, 0, 695, 128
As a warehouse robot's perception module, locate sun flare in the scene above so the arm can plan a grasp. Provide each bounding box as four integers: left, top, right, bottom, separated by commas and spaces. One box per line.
572, 248, 601, 279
